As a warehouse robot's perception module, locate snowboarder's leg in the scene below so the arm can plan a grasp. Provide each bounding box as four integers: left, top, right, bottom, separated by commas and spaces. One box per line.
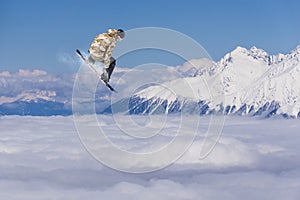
88, 56, 95, 64
101, 57, 116, 82
107, 57, 116, 80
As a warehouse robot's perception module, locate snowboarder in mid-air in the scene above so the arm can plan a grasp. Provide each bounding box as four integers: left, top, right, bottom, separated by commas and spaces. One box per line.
76, 28, 125, 92
88, 28, 125, 82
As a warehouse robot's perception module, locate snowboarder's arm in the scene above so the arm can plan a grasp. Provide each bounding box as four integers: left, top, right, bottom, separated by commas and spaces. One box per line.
89, 30, 119, 66
89, 33, 111, 61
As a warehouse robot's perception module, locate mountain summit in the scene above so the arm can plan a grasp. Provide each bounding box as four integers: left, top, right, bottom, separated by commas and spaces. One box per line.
114, 45, 300, 118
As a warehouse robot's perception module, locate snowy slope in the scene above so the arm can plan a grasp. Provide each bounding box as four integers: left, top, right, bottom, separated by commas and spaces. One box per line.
121, 45, 300, 118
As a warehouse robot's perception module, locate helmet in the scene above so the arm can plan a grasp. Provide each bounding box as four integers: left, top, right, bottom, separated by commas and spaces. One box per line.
117, 29, 125, 39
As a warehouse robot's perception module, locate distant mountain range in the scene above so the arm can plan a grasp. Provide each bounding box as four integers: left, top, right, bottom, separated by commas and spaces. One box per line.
0, 70, 111, 116
1, 45, 300, 117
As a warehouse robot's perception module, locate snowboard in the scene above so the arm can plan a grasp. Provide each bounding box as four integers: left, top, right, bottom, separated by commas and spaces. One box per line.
75, 49, 117, 92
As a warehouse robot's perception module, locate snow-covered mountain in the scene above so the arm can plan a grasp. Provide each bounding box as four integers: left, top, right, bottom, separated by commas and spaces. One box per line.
1, 46, 300, 117
108, 45, 300, 118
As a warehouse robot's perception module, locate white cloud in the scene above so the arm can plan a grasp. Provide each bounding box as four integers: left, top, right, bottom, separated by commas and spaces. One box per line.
17, 69, 47, 77
0, 71, 11, 77
0, 115, 299, 199
174, 58, 215, 72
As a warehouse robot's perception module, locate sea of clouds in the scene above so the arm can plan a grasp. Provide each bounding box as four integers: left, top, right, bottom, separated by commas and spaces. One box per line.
0, 115, 299, 199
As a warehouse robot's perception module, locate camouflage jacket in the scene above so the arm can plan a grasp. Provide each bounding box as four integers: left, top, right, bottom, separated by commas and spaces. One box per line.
89, 29, 122, 67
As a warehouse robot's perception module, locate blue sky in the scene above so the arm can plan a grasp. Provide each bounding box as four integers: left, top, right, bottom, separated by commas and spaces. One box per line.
1, 0, 300, 73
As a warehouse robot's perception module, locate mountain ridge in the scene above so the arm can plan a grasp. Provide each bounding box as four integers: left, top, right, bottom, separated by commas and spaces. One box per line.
108, 45, 300, 118
1, 45, 300, 117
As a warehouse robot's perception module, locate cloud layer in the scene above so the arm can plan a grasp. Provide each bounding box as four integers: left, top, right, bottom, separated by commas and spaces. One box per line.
0, 115, 299, 199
